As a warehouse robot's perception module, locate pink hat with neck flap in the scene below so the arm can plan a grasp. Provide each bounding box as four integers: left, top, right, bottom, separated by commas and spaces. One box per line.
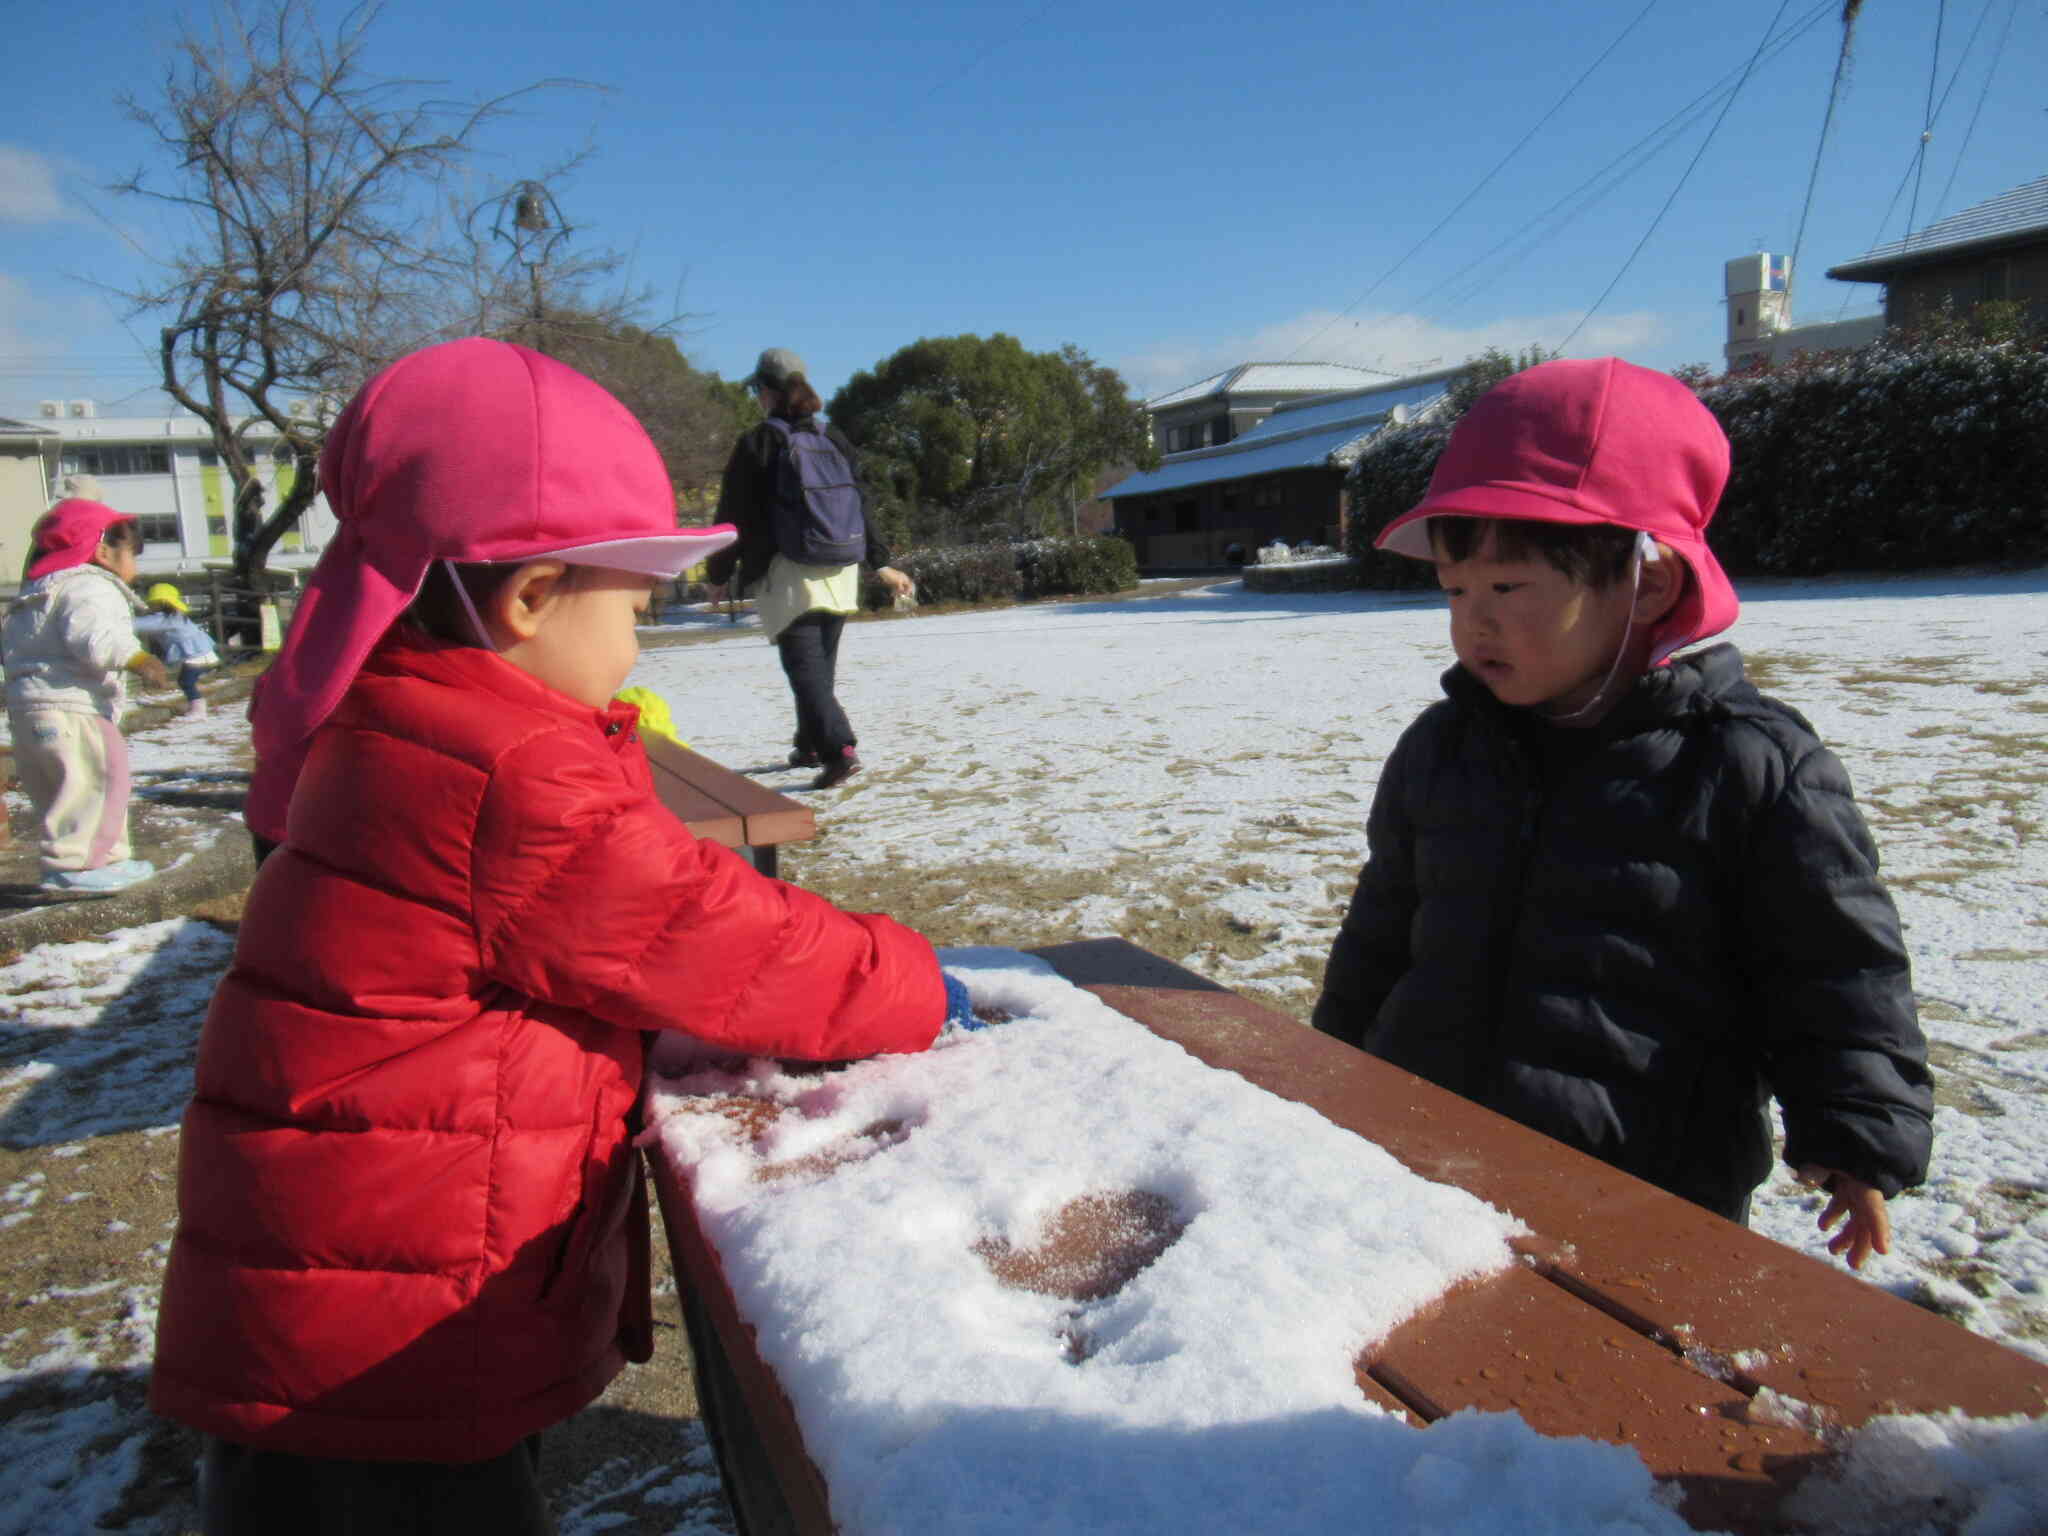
249, 337, 736, 833
1374, 356, 1739, 657
25, 498, 139, 582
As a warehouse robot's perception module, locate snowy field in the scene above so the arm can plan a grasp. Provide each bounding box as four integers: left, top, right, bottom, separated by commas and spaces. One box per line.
1, 569, 2045, 1533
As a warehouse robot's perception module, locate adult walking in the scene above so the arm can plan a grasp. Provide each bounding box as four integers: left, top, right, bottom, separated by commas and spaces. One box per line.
706, 348, 913, 789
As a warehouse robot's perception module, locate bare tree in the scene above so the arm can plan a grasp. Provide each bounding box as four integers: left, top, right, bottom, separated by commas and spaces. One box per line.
115, 0, 562, 584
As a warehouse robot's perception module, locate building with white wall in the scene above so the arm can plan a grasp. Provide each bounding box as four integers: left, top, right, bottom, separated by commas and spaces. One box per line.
2, 400, 335, 582
1723, 252, 1883, 371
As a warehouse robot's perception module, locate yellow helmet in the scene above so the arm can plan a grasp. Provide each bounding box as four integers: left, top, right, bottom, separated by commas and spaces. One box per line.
145, 583, 190, 613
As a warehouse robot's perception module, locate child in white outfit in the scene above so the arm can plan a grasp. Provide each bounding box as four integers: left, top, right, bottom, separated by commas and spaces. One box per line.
3, 500, 169, 892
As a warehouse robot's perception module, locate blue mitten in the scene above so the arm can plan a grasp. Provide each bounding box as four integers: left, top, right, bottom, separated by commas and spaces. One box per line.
942, 972, 983, 1032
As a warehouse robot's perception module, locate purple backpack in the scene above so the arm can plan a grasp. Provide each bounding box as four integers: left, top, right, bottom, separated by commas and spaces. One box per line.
764, 419, 867, 566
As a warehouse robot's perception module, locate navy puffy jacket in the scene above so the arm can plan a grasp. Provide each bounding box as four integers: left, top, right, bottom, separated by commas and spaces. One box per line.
1314, 644, 1932, 1220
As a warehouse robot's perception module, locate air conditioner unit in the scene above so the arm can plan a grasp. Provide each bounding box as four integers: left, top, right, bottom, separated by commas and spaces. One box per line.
67, 400, 97, 418
38, 401, 61, 418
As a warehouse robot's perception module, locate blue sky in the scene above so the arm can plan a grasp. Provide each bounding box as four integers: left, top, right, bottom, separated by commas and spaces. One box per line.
2, 0, 2040, 419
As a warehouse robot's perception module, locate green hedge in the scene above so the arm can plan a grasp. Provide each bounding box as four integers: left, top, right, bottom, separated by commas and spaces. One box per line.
1347, 336, 2048, 586
861, 535, 1138, 609
1698, 340, 2048, 573
1345, 423, 1450, 590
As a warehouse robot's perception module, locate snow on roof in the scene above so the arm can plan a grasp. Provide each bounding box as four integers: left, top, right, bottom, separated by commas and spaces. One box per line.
1145, 362, 1393, 411
1104, 372, 1453, 501
1828, 172, 2048, 279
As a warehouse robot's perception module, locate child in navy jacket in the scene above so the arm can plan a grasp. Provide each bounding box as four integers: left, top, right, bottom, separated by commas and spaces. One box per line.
1314, 358, 1931, 1268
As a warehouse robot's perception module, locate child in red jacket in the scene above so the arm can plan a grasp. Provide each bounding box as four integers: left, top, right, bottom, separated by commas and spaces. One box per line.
152, 339, 971, 1533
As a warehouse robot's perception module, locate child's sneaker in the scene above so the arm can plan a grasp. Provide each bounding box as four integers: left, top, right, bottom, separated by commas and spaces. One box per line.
811, 747, 861, 790
787, 745, 821, 769
185, 697, 209, 720
40, 859, 155, 895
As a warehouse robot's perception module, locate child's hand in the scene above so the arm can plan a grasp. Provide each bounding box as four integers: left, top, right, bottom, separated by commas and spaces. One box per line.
1800, 1166, 1892, 1270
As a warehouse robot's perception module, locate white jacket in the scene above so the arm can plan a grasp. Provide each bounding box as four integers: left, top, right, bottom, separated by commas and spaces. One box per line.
3, 565, 145, 718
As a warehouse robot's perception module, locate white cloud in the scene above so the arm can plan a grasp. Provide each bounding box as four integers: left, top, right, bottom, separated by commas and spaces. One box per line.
0, 145, 75, 224
1119, 306, 1672, 402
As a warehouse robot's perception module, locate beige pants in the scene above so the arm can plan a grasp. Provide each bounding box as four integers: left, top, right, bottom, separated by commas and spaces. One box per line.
7, 707, 132, 875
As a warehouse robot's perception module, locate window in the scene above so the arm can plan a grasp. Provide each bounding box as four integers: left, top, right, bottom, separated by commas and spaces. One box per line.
59, 443, 171, 477
136, 513, 181, 546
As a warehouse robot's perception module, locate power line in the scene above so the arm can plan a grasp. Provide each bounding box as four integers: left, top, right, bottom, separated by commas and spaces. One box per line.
1904, 0, 1949, 239
1786, 2, 1863, 312
1285, 0, 1665, 362
1559, 0, 1797, 352
1932, 0, 2019, 221
1395, 1, 1829, 324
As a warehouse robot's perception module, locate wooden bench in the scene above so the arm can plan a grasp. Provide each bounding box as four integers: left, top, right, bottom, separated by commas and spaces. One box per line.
648, 939, 2048, 1535
642, 734, 815, 880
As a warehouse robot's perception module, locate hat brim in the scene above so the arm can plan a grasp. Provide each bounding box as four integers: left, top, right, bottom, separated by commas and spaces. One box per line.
1374, 487, 1738, 653
540, 525, 739, 579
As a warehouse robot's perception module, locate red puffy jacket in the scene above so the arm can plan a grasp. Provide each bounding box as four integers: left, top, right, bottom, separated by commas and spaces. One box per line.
151, 633, 943, 1461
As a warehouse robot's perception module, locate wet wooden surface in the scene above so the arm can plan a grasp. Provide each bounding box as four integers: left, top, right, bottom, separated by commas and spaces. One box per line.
648, 938, 2048, 1534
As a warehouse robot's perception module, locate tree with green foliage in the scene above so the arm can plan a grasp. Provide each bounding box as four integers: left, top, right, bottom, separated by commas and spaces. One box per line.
539, 318, 748, 513
1442, 344, 1558, 417
828, 334, 1156, 547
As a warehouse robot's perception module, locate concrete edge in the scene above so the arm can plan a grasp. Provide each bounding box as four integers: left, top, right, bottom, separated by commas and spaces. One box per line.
0, 821, 256, 954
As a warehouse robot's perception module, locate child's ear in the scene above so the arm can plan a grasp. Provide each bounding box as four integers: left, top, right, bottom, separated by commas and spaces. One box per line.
1632, 541, 1685, 625
491, 560, 570, 643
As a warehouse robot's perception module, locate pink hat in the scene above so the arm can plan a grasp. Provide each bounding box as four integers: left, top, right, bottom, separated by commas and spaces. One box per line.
1375, 357, 1738, 655
248, 338, 737, 837
25, 498, 139, 582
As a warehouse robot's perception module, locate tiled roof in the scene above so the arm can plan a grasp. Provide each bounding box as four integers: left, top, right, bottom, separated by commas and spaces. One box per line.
1828, 173, 2048, 279
1145, 362, 1394, 410
1104, 372, 1454, 501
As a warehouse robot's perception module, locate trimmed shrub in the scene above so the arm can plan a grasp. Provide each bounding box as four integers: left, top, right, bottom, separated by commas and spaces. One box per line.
864, 535, 1138, 609
1014, 534, 1139, 599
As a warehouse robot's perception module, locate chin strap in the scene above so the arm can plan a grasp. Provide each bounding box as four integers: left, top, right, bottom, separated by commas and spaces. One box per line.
1545, 532, 1657, 725
446, 558, 499, 651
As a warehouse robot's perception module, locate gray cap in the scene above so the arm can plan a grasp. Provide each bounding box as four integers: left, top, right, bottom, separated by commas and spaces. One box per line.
744, 347, 808, 391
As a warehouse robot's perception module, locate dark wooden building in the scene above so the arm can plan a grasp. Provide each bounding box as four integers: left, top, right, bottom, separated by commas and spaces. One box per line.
1102, 366, 1457, 570
1827, 173, 2048, 333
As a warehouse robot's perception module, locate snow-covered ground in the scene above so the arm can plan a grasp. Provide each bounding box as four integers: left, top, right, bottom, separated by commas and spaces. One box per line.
1, 570, 2044, 1533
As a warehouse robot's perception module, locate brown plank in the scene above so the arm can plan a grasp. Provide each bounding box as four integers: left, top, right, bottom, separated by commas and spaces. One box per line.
1366, 1266, 1828, 1534
1030, 940, 2048, 1429
647, 1150, 836, 1535
643, 735, 816, 853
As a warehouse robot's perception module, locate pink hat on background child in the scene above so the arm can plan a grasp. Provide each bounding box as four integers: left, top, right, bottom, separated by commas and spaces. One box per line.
1374, 357, 1739, 655
249, 337, 738, 838
25, 498, 140, 582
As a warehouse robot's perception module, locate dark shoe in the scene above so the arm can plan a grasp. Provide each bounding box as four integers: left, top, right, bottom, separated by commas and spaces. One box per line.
811, 747, 861, 790
788, 747, 822, 769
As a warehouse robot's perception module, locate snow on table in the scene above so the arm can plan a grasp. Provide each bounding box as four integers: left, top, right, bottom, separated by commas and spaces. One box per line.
646, 948, 1720, 1535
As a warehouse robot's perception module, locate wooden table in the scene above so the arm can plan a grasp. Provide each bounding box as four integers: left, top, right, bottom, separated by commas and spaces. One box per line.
648, 939, 2048, 1535
642, 735, 815, 879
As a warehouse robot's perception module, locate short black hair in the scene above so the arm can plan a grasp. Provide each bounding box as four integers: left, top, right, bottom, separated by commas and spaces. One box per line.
102, 519, 144, 553
1427, 515, 1636, 587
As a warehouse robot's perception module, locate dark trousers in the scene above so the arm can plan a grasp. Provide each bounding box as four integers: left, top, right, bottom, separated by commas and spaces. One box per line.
178, 663, 207, 703
775, 612, 854, 758
200, 1434, 553, 1535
